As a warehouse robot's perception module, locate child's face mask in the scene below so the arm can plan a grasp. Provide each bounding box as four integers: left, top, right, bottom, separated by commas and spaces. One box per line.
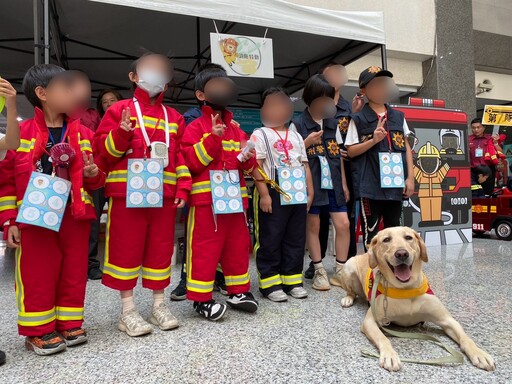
137, 70, 169, 97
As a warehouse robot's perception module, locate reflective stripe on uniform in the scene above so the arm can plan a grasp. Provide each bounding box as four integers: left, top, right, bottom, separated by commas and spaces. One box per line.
281, 274, 303, 286
130, 116, 178, 134
0, 196, 17, 211
106, 170, 128, 183
79, 139, 92, 152
193, 141, 213, 166
186, 278, 215, 293
56, 306, 84, 321
18, 308, 56, 327
176, 165, 191, 179
15, 246, 25, 312
105, 131, 124, 157
191, 181, 211, 195
259, 274, 282, 289
224, 272, 250, 287
17, 138, 35, 153
163, 171, 177, 185
142, 266, 171, 281
222, 140, 240, 152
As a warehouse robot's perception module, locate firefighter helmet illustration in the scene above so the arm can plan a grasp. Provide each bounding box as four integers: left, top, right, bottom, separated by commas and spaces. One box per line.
439, 129, 463, 155
413, 141, 450, 226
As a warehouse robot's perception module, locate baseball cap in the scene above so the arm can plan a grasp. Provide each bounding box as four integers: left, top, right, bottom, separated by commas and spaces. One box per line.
359, 66, 393, 88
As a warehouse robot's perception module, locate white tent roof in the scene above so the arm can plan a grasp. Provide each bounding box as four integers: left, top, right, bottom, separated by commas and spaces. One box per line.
91, 0, 385, 44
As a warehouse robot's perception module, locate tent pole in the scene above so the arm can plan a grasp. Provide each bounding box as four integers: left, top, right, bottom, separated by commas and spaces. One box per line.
43, 0, 49, 64
380, 44, 387, 70
33, 0, 40, 65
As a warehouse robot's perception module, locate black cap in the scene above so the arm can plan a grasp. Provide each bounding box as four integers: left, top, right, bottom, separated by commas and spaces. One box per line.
359, 66, 393, 88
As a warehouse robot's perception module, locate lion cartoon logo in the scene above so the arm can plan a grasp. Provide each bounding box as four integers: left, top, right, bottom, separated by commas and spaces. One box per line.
220, 38, 239, 67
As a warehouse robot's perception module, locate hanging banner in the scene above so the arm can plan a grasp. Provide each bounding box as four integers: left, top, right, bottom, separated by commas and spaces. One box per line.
210, 33, 274, 79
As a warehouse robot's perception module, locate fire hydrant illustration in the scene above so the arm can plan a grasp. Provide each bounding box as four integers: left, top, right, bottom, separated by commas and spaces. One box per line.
413, 141, 450, 225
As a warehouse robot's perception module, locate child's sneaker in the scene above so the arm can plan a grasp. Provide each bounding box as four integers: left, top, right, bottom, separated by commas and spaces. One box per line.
149, 303, 179, 330
60, 328, 88, 347
193, 300, 227, 321
312, 267, 331, 291
288, 286, 308, 299
118, 309, 153, 337
214, 276, 228, 296
266, 289, 288, 302
25, 332, 67, 356
226, 292, 259, 313
170, 279, 187, 301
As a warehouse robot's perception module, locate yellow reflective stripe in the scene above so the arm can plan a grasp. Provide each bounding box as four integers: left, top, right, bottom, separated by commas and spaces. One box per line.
281, 274, 303, 286
0, 196, 17, 211
224, 272, 250, 286
194, 141, 213, 166
187, 278, 215, 293
259, 274, 282, 289
191, 181, 211, 195
18, 308, 56, 327
142, 266, 171, 281
222, 140, 240, 152
106, 170, 128, 183
130, 116, 178, 134
163, 171, 177, 185
471, 185, 483, 191
56, 306, 84, 321
79, 139, 92, 152
105, 131, 124, 157
15, 246, 25, 312
17, 138, 35, 153
241, 186, 248, 198
176, 165, 191, 179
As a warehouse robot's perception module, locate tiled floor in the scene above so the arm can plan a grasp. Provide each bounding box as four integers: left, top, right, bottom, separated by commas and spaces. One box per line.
0, 237, 511, 383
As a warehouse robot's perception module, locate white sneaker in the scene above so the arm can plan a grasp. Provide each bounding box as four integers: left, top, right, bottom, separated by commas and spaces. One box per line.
149, 303, 179, 331
288, 286, 308, 299
267, 289, 288, 302
118, 309, 153, 337
330, 265, 345, 287
312, 267, 331, 291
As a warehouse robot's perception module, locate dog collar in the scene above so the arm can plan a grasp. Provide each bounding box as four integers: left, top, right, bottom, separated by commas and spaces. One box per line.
365, 268, 434, 301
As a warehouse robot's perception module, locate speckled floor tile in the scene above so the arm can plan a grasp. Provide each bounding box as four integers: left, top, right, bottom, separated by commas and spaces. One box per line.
0, 237, 511, 383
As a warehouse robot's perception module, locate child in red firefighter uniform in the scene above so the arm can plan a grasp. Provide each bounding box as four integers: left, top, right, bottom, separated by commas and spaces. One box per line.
181, 63, 258, 321
94, 53, 191, 336
0, 65, 105, 355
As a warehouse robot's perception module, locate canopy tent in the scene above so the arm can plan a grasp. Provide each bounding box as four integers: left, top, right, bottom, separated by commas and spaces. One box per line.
0, 0, 386, 118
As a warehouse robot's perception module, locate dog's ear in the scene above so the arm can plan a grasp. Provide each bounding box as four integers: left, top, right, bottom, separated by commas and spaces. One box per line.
414, 231, 428, 262
367, 236, 379, 268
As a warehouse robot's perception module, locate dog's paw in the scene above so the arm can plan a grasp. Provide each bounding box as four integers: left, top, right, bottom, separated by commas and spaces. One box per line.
468, 348, 496, 371
379, 349, 402, 372
340, 295, 355, 308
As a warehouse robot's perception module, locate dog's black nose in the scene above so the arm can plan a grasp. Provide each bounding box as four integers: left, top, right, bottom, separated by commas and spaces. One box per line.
394, 249, 409, 262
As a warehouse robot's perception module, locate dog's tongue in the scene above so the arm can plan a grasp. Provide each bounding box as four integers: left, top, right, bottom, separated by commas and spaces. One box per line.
394, 264, 411, 282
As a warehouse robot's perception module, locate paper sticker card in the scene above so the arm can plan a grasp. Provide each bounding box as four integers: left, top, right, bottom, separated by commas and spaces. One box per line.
379, 152, 405, 188
210, 170, 243, 214
278, 166, 307, 205
319, 156, 333, 190
126, 158, 164, 208
16, 172, 71, 232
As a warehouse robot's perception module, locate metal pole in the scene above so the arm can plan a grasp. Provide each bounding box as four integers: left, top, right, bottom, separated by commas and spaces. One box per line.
381, 44, 388, 70
43, 0, 49, 64
33, 0, 40, 65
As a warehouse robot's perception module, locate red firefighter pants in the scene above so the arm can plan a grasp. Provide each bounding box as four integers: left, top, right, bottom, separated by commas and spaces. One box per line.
186, 205, 251, 302
15, 208, 90, 337
102, 197, 176, 291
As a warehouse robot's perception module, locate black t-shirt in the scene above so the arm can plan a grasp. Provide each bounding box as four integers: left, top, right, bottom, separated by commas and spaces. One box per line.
36, 127, 63, 175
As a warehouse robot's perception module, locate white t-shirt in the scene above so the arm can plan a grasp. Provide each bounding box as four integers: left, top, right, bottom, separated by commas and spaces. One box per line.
0, 133, 6, 161
344, 112, 410, 146
251, 127, 308, 178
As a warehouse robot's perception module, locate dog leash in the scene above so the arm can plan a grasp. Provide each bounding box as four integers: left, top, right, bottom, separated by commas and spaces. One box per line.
360, 271, 464, 366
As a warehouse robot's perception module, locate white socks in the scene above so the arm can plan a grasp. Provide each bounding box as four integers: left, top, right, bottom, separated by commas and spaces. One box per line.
313, 261, 324, 270
153, 292, 165, 308
121, 296, 135, 314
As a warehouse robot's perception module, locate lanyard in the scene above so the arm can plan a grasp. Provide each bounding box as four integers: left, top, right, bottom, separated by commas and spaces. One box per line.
272, 128, 290, 162
48, 120, 68, 146
133, 98, 170, 157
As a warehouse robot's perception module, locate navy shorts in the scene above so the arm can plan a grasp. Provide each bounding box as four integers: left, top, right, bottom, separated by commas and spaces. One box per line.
309, 190, 347, 214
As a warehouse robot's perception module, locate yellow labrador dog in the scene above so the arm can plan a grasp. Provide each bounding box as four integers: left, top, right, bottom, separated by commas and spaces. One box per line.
337, 226, 495, 372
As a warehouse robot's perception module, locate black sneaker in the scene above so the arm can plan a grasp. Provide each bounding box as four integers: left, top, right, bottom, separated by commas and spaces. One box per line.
170, 279, 187, 301
0, 350, 5, 366
304, 261, 315, 279
88, 267, 103, 280
214, 275, 228, 296
193, 300, 227, 321
226, 292, 259, 313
